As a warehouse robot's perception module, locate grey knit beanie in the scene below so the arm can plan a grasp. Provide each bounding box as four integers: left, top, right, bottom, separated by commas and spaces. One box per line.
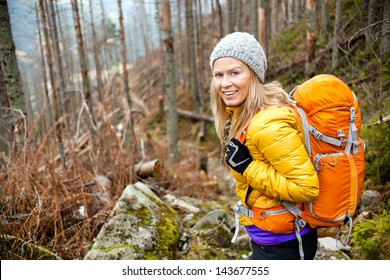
209, 32, 267, 83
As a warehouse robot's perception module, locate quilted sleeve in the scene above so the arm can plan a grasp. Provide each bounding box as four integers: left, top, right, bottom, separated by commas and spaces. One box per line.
243, 108, 319, 203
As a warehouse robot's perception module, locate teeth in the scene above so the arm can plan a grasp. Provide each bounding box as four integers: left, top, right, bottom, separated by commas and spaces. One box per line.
224, 91, 237, 95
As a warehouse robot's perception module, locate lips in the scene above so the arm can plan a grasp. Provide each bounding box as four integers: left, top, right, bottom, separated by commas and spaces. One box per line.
224, 90, 238, 96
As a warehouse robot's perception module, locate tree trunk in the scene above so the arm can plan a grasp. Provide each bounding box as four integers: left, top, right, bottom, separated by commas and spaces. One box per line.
215, 0, 223, 39
176, 0, 184, 85
259, 0, 268, 57
71, 0, 93, 120
99, 0, 110, 82
0, 62, 10, 160
0, 0, 25, 113
88, 0, 104, 103
272, 0, 279, 35
381, 0, 390, 54
236, 0, 243, 31
264, 0, 271, 40
118, 0, 135, 182
196, 0, 205, 82
227, 0, 235, 33
118, 0, 131, 109
251, 0, 259, 39
287, 0, 294, 25
332, 0, 342, 69
35, 3, 51, 132
185, 0, 201, 111
366, 0, 382, 57
39, 0, 65, 160
321, 0, 330, 40
57, 1, 75, 89
47, 0, 66, 123
161, 0, 179, 164
139, 0, 151, 58
305, 0, 317, 80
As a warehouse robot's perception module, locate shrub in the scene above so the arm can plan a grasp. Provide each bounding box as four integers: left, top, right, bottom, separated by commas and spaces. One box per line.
350, 211, 390, 260
360, 118, 390, 186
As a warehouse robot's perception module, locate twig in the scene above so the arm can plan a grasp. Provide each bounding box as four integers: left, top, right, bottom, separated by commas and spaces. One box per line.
348, 19, 390, 50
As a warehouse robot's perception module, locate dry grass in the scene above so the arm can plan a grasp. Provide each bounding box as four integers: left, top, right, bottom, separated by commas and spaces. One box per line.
0, 58, 220, 260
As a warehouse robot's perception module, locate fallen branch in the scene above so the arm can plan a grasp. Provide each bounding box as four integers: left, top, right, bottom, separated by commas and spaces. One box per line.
134, 159, 160, 177
177, 109, 214, 123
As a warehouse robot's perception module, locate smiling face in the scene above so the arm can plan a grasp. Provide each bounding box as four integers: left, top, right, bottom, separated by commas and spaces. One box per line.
212, 57, 251, 108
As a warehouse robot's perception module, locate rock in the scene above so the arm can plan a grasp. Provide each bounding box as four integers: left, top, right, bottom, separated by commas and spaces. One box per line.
318, 237, 351, 251
164, 194, 200, 213
192, 209, 235, 248
84, 182, 180, 260
232, 235, 251, 251
359, 190, 381, 212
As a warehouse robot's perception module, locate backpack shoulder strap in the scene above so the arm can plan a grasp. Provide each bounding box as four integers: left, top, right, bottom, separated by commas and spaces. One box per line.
285, 98, 312, 157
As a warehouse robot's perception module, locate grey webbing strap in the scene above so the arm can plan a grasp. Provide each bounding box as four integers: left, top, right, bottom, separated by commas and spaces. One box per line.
231, 201, 253, 243
281, 201, 303, 217
282, 201, 306, 260
295, 221, 305, 260
231, 211, 240, 243
233, 201, 253, 218
345, 107, 359, 155
342, 217, 353, 246
294, 105, 311, 157
308, 125, 344, 147
284, 98, 311, 156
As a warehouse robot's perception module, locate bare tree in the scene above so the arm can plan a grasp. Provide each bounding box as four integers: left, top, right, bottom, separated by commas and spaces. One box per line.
185, 0, 201, 111
99, 0, 110, 81
118, 0, 135, 182
305, 0, 316, 80
215, 0, 224, 39
251, 0, 259, 39
35, 3, 50, 132
321, 0, 330, 40
259, 0, 268, 57
227, 0, 235, 33
175, 0, 185, 85
47, 0, 66, 121
161, 0, 179, 163
88, 0, 104, 102
332, 0, 342, 69
383, 0, 390, 54
138, 0, 151, 58
272, 0, 279, 35
71, 0, 93, 119
0, 62, 10, 160
118, 0, 131, 109
39, 0, 65, 160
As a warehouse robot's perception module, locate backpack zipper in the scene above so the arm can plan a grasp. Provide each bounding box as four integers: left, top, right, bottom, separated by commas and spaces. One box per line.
258, 208, 290, 219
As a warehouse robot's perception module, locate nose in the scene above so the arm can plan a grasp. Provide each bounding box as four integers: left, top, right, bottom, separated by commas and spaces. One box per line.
221, 75, 232, 88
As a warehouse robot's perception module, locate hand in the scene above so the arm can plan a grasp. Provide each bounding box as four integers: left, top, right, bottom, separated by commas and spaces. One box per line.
225, 138, 252, 174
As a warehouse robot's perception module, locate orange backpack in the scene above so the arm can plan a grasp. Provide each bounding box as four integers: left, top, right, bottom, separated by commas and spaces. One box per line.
231, 75, 365, 259
284, 74, 365, 231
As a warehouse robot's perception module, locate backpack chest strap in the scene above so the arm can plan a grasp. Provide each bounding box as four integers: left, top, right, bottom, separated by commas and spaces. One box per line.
308, 125, 344, 147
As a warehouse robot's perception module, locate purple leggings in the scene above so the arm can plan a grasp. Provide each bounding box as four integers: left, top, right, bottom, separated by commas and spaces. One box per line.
249, 228, 318, 260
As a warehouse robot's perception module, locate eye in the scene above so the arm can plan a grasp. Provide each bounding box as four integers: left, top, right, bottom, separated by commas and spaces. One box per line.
231, 71, 240, 76
213, 73, 222, 78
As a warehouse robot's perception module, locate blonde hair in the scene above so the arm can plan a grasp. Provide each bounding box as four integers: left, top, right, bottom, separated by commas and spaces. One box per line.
210, 70, 289, 144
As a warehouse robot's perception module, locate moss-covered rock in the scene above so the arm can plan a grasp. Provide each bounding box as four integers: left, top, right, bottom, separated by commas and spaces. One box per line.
83, 182, 180, 260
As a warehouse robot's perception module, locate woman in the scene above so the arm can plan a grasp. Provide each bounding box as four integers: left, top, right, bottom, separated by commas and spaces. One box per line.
209, 32, 319, 260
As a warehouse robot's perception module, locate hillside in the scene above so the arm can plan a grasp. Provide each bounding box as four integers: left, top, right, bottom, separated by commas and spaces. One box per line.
1, 0, 389, 260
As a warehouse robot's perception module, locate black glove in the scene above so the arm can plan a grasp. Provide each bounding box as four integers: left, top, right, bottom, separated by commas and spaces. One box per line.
225, 138, 252, 174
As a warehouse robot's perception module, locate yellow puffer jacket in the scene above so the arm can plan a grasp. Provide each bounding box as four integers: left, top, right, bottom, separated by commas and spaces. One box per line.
229, 106, 319, 227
